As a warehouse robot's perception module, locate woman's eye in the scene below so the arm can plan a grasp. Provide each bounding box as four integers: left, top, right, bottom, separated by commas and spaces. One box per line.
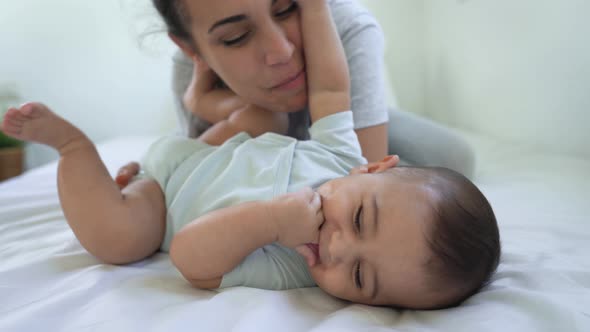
274, 1, 298, 18
222, 32, 250, 46
354, 206, 363, 232
355, 262, 362, 289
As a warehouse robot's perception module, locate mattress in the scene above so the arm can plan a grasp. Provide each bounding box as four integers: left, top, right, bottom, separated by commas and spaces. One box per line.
1, 133, 589, 332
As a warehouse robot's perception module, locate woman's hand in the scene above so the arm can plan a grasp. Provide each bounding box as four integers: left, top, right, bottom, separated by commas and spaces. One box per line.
184, 63, 288, 143
115, 161, 140, 189
183, 64, 246, 124
268, 187, 324, 249
183, 64, 217, 122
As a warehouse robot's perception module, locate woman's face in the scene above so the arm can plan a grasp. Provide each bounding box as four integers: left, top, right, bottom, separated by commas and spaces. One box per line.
184, 0, 307, 113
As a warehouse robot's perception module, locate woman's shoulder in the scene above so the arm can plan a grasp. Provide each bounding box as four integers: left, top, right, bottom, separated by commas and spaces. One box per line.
172, 49, 192, 67
328, 0, 381, 33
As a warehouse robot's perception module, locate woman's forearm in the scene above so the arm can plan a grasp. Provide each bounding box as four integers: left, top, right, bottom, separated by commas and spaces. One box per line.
198, 104, 289, 146
169, 200, 277, 281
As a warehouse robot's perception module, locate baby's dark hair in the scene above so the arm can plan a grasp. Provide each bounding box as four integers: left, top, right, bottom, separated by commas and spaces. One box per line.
152, 0, 192, 41
397, 167, 500, 309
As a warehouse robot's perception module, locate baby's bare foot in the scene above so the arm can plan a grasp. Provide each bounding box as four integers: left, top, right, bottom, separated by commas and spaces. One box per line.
1, 102, 88, 153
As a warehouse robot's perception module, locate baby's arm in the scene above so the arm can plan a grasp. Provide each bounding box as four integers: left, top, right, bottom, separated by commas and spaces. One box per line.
299, 0, 350, 123
170, 188, 323, 288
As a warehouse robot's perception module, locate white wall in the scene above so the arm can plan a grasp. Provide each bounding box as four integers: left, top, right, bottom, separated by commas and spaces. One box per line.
0, 0, 177, 169
422, 0, 590, 158
3, 0, 589, 169
359, 0, 426, 115
362, 0, 590, 158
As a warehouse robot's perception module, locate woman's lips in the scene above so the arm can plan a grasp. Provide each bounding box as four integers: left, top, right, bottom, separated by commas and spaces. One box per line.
272, 69, 305, 91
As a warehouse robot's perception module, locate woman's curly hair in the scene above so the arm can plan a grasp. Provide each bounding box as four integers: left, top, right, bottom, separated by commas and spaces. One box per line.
152, 0, 192, 41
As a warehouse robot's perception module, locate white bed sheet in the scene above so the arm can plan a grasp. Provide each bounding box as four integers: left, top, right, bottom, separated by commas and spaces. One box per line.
1, 133, 589, 332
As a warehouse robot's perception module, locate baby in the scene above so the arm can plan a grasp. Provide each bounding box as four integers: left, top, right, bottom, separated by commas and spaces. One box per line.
0, 0, 499, 310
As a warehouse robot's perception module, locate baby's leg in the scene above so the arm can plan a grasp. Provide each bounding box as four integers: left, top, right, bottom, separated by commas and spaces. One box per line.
2, 103, 86, 152
1, 103, 166, 264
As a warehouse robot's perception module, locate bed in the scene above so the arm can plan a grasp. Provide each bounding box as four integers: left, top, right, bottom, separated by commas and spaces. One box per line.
1, 130, 588, 332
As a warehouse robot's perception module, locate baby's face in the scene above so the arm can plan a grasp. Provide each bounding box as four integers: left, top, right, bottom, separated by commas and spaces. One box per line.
308, 171, 438, 308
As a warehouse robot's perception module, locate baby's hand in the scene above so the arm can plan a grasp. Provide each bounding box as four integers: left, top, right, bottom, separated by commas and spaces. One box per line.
296, 0, 328, 8
295, 0, 330, 15
269, 187, 324, 248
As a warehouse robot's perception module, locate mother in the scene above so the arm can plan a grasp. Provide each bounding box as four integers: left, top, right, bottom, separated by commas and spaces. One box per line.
117, 0, 474, 185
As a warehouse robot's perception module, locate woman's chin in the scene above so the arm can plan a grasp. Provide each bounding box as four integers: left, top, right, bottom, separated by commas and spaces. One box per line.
271, 90, 308, 113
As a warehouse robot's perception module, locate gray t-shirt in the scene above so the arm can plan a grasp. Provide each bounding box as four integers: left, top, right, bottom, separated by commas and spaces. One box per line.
171, 0, 389, 140
141, 111, 366, 289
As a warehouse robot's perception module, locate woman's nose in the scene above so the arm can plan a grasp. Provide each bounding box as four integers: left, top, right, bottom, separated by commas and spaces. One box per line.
262, 25, 294, 66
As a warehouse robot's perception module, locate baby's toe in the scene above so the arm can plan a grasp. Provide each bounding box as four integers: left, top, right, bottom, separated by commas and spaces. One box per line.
6, 108, 28, 123
22, 102, 52, 119
19, 103, 38, 116
1, 121, 21, 136
5, 107, 19, 116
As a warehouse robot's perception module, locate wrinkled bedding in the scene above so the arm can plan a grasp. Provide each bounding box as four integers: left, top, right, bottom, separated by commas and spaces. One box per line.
1, 133, 589, 332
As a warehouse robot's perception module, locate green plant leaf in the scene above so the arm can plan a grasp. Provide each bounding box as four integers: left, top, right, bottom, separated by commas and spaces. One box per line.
0, 130, 22, 149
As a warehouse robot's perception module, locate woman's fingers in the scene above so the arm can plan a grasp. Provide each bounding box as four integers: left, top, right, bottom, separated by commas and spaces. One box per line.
115, 161, 140, 189
194, 65, 219, 97
184, 65, 222, 117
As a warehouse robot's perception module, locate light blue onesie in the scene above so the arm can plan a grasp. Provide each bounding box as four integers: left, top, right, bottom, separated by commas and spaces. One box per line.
141, 112, 366, 289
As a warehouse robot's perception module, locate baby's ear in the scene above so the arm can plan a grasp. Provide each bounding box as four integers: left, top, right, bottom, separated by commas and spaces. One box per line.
349, 155, 399, 175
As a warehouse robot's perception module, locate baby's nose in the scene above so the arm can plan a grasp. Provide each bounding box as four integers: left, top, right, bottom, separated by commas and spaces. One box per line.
327, 231, 354, 264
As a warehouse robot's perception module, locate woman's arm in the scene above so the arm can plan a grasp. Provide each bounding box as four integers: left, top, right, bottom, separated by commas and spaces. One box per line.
169, 188, 323, 287
197, 103, 288, 146
184, 65, 247, 124
184, 60, 288, 146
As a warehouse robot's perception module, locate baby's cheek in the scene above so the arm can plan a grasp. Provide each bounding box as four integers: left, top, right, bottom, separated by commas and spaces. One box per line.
310, 267, 350, 300
308, 265, 329, 288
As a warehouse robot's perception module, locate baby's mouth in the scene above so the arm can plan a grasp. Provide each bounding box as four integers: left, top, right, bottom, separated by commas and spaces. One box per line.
305, 243, 320, 266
